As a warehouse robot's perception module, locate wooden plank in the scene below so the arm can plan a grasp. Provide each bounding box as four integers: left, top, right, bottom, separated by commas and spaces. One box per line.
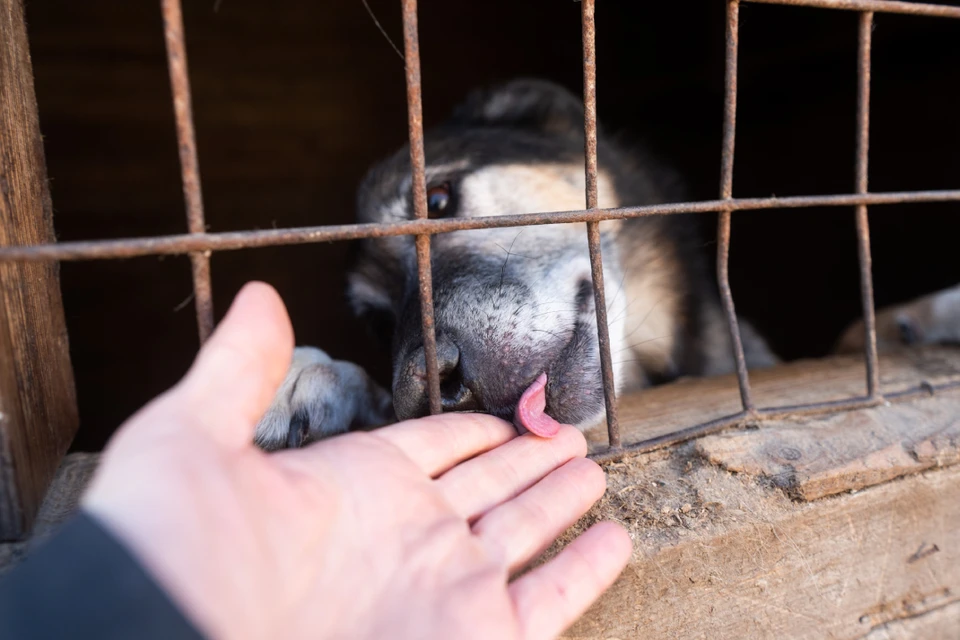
564, 348, 960, 638
585, 346, 960, 453
696, 395, 960, 500
559, 450, 960, 639
864, 600, 960, 640
0, 0, 79, 540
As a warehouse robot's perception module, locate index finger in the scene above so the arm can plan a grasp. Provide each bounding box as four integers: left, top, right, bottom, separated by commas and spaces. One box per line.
374, 413, 517, 477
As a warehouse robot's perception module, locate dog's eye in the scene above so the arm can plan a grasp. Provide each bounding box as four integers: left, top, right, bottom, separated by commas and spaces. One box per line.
426, 182, 451, 217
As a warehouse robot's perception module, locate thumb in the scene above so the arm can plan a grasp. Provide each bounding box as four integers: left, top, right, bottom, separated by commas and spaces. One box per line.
172, 281, 294, 447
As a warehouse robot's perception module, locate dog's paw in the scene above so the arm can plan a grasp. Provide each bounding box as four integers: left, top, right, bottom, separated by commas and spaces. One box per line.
894, 284, 960, 346
254, 347, 394, 451
837, 284, 960, 353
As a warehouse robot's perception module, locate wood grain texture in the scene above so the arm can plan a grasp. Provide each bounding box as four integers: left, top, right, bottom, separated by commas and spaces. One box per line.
586, 346, 960, 453
560, 444, 960, 639
697, 394, 960, 500
0, 0, 79, 540
567, 348, 960, 638
697, 397, 960, 501
863, 599, 960, 640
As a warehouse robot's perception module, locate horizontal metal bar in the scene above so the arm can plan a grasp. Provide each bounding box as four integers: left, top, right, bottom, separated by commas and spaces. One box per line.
590, 378, 960, 464
590, 410, 751, 464
1, 189, 958, 263
746, 0, 960, 18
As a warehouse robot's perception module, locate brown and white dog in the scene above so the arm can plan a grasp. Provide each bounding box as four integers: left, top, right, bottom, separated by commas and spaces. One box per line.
253, 79, 959, 450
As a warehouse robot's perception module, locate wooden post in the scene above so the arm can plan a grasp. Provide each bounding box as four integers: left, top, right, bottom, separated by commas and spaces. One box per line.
0, 0, 79, 540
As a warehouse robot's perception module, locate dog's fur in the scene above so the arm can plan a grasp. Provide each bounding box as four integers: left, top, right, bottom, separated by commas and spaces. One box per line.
254, 79, 959, 450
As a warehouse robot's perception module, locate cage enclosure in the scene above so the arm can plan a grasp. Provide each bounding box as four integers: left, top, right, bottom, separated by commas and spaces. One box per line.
1, 0, 960, 636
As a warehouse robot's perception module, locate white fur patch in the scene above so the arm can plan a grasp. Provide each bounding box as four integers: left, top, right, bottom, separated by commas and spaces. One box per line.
459, 163, 619, 217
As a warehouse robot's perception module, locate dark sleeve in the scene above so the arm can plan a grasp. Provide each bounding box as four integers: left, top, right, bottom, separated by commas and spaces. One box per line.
0, 511, 205, 640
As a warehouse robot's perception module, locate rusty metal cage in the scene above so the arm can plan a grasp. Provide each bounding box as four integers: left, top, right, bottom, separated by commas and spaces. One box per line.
2, 0, 960, 469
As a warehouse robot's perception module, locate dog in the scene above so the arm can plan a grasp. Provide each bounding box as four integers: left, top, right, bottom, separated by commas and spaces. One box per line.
253, 79, 960, 451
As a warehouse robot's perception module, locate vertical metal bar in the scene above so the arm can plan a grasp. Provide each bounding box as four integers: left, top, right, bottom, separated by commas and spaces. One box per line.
581, 0, 620, 448
161, 0, 214, 343
401, 0, 441, 415
717, 0, 755, 412
855, 11, 881, 398
581, 0, 600, 209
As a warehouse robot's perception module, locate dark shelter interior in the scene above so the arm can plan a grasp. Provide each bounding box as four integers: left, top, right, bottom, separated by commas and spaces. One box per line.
21, 0, 960, 451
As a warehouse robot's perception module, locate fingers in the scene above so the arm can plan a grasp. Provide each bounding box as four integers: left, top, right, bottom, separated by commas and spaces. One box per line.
174, 282, 295, 447
374, 413, 517, 477
509, 521, 632, 640
472, 457, 606, 574
437, 425, 587, 522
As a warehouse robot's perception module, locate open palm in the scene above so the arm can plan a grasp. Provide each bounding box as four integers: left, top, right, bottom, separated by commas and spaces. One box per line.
83, 283, 631, 640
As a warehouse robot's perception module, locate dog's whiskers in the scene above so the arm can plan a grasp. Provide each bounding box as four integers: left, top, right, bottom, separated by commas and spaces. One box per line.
530, 328, 568, 341
613, 333, 676, 356
497, 230, 525, 295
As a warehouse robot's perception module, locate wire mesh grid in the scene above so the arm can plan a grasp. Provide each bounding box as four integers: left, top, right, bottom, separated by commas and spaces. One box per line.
1, 0, 959, 463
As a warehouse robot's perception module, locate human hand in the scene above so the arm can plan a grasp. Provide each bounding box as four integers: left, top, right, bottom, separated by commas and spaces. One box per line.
82, 282, 631, 640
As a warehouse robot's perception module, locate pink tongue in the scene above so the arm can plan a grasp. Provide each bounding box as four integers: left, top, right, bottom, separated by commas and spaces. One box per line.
515, 373, 562, 438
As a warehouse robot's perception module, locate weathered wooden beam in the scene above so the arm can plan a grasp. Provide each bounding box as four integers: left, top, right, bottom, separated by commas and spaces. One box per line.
564, 347, 960, 639
561, 460, 960, 639
586, 346, 960, 454
0, 0, 79, 540
696, 394, 960, 501
864, 600, 960, 640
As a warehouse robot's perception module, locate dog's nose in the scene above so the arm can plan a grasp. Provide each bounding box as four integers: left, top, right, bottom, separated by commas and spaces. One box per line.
393, 335, 480, 420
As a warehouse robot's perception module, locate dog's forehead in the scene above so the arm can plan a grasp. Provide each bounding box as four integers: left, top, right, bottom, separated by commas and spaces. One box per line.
357, 129, 584, 222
